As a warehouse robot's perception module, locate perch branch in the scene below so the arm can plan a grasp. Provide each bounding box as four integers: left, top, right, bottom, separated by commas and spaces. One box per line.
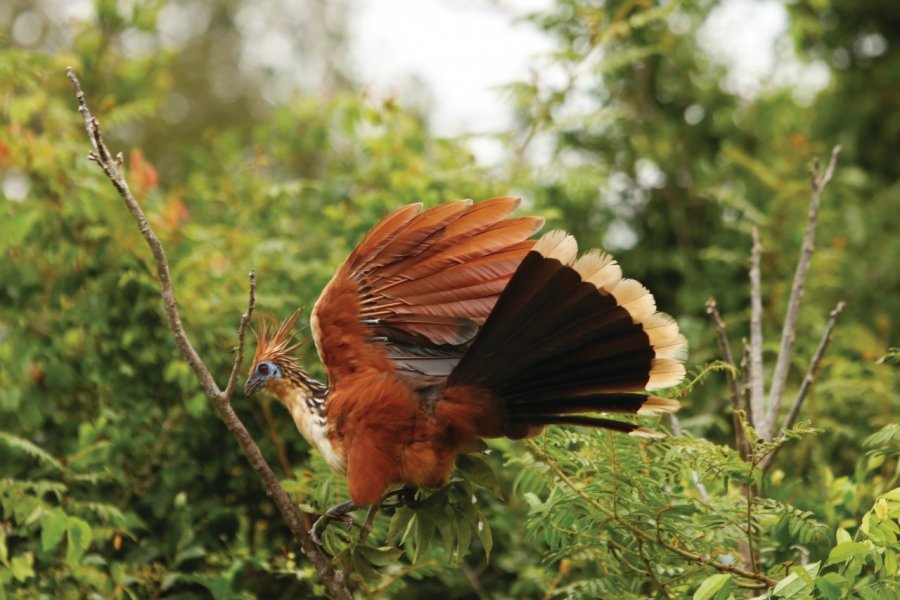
766, 147, 841, 437
748, 227, 766, 436
706, 298, 749, 460
760, 301, 845, 472
66, 67, 352, 600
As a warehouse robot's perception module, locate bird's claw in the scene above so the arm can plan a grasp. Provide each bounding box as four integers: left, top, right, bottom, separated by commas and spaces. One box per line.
307, 492, 413, 546
309, 500, 357, 546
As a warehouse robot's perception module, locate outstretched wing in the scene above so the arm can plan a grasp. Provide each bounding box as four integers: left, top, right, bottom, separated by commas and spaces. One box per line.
311, 197, 543, 384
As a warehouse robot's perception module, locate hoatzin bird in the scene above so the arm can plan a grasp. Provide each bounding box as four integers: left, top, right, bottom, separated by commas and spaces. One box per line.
244, 197, 687, 540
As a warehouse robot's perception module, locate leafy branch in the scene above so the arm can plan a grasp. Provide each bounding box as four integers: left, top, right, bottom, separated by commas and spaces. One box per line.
65, 67, 352, 600
525, 439, 778, 588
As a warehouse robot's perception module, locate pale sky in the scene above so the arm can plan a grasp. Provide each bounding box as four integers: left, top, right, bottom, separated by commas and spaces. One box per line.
349, 0, 810, 163
350, 0, 556, 137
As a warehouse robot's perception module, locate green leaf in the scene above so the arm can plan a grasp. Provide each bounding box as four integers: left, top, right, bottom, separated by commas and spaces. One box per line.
475, 512, 492, 562
881, 487, 900, 502
884, 549, 897, 577
175, 545, 207, 566
356, 545, 403, 567
386, 506, 415, 545
412, 511, 435, 564
10, 553, 35, 583
874, 498, 889, 519
161, 572, 180, 591
800, 561, 821, 581
455, 508, 473, 560
0, 527, 7, 565
772, 572, 806, 598
825, 541, 873, 566
815, 573, 849, 600
456, 454, 502, 496
435, 506, 456, 557
65, 517, 93, 566
347, 546, 379, 581
876, 348, 900, 365
693, 574, 731, 600
41, 508, 68, 552
0, 431, 64, 471
835, 527, 851, 544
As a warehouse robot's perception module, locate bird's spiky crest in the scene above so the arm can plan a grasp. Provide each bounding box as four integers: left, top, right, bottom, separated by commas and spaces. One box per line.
251, 308, 305, 370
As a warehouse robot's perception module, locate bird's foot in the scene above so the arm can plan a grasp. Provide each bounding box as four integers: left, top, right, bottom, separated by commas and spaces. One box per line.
309, 500, 356, 546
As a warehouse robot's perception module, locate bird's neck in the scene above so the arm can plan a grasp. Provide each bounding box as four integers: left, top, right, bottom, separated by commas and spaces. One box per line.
270, 372, 347, 474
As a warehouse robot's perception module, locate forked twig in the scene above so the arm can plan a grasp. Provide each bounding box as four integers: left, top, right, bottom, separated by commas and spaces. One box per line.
765, 147, 841, 437
66, 67, 352, 600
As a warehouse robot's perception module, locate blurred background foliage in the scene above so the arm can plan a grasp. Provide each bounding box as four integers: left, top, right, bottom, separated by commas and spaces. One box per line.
1, 0, 897, 597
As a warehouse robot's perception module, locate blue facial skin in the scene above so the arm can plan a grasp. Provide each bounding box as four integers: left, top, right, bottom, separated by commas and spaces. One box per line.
244, 360, 281, 396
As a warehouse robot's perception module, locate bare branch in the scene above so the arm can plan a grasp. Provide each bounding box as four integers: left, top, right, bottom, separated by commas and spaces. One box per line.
761, 301, 845, 472
748, 227, 766, 436
66, 67, 352, 600
706, 298, 750, 460
766, 147, 841, 437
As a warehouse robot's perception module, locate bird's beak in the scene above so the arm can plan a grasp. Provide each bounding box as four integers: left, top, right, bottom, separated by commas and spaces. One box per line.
244, 374, 264, 397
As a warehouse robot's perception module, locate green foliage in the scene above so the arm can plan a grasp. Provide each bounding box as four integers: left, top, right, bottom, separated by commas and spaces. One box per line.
2, 0, 897, 597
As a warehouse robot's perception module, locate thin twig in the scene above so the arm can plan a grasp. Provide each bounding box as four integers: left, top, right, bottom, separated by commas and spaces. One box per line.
66, 67, 352, 600
745, 466, 757, 571
766, 147, 841, 437
706, 298, 749, 460
358, 503, 380, 545
782, 300, 846, 432
748, 227, 766, 436
760, 301, 845, 472
224, 270, 256, 399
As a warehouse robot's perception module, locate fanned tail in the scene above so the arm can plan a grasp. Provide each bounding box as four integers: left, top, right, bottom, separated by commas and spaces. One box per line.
445, 230, 687, 439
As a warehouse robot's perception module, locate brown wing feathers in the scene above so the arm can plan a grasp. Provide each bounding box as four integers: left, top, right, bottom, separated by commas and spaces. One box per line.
447, 230, 687, 438
332, 197, 543, 377
351, 200, 472, 274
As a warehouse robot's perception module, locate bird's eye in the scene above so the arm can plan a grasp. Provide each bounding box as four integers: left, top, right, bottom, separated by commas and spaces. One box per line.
258, 363, 269, 375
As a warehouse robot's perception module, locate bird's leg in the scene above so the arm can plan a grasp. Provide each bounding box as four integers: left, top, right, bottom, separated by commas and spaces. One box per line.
358, 503, 380, 543
310, 500, 357, 546
358, 487, 417, 543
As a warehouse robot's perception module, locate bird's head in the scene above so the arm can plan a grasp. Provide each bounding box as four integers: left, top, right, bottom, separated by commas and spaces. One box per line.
244, 309, 304, 399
